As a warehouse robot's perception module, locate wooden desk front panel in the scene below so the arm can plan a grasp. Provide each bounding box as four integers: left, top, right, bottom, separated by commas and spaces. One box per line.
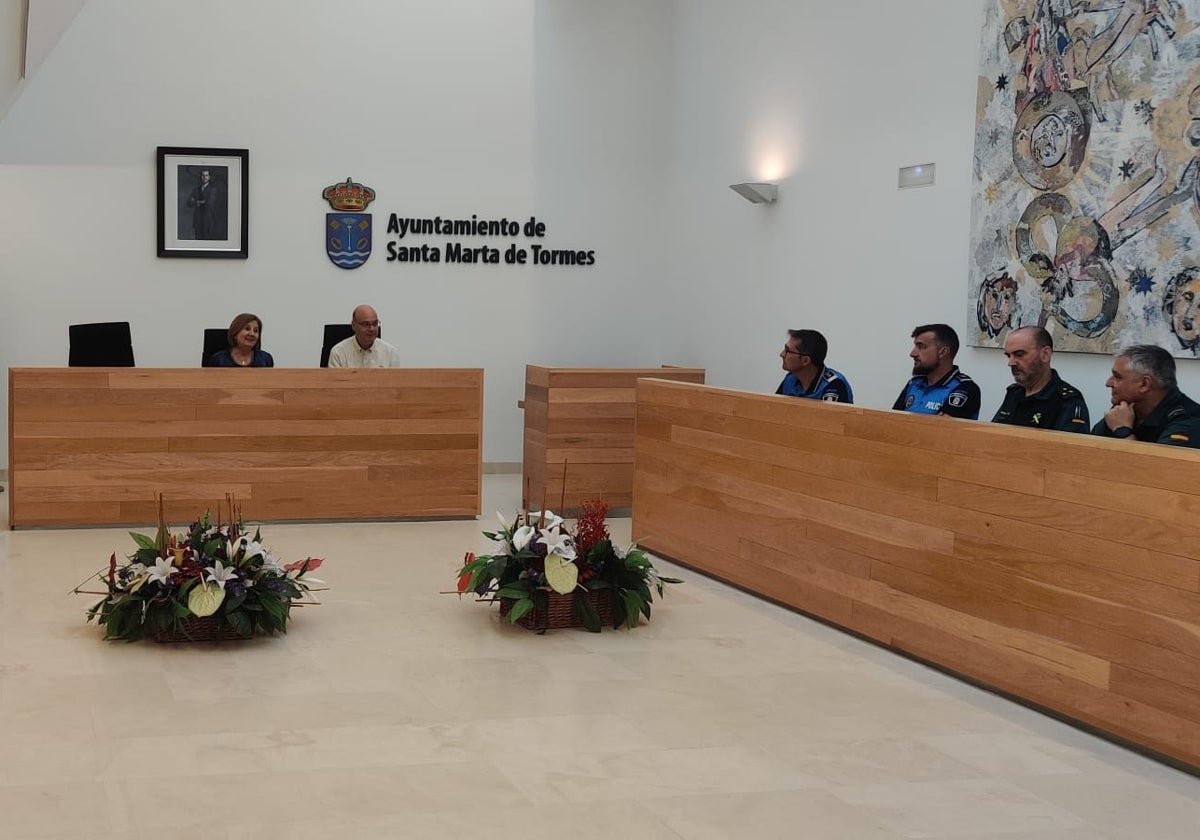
9, 368, 483, 526
522, 366, 704, 512
632, 379, 1200, 771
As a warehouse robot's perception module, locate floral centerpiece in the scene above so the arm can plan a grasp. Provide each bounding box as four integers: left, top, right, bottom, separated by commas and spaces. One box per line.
455, 499, 680, 632
78, 502, 325, 642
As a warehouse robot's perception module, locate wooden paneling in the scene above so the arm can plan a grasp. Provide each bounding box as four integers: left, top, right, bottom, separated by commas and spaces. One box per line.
520, 365, 704, 513
8, 367, 483, 526
632, 379, 1200, 772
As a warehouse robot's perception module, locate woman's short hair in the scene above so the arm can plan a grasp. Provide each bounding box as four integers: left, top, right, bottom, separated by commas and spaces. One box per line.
227, 313, 262, 348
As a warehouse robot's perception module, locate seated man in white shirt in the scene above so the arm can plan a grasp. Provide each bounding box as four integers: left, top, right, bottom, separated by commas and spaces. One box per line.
327, 304, 402, 368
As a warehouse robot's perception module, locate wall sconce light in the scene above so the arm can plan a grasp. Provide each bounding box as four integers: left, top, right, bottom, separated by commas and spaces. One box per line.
730, 182, 778, 204
898, 163, 936, 189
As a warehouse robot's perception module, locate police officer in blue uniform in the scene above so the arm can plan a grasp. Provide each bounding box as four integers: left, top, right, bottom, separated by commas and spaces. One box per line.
892, 324, 980, 419
993, 326, 1090, 432
776, 329, 853, 403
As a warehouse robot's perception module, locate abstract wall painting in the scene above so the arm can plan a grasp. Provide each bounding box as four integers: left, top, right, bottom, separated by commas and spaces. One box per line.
970, 1, 1200, 355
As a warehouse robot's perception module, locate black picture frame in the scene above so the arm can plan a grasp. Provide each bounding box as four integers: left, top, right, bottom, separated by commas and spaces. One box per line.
156, 146, 249, 259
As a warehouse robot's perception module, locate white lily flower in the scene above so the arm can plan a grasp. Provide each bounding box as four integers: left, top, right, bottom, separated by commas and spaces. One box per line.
496, 511, 511, 529
125, 561, 151, 592
512, 525, 536, 552
613, 542, 629, 559
259, 551, 284, 573
540, 526, 576, 561
204, 559, 238, 590
225, 536, 248, 564
146, 556, 177, 585
243, 540, 267, 561
530, 509, 564, 530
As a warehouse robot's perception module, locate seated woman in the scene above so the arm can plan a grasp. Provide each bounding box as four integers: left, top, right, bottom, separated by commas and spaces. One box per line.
208, 313, 274, 367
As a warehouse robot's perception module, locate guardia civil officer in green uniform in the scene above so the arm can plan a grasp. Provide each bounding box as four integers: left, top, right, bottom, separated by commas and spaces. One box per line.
993, 326, 1090, 432
1093, 344, 1200, 447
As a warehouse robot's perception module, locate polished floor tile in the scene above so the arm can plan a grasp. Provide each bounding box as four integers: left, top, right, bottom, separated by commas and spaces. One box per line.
0, 475, 1197, 838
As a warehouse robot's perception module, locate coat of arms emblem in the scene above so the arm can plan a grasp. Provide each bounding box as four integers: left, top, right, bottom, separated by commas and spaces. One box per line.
323, 177, 376, 269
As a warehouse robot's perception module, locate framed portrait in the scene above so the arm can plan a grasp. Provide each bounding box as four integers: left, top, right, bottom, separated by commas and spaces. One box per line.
156, 146, 249, 258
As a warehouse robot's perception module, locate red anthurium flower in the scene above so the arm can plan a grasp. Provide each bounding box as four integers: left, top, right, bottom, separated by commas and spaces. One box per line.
457, 552, 475, 592
284, 557, 324, 572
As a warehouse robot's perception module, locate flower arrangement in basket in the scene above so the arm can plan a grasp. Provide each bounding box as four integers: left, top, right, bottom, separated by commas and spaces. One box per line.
75, 496, 325, 642
455, 499, 680, 632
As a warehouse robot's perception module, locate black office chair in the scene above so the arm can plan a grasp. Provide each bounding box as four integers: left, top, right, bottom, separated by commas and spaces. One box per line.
320, 323, 381, 367
68, 322, 135, 367
201, 328, 229, 367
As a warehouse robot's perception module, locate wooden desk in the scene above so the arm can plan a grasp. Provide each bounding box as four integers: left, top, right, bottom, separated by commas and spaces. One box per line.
9, 367, 483, 527
521, 365, 705, 513
633, 379, 1200, 772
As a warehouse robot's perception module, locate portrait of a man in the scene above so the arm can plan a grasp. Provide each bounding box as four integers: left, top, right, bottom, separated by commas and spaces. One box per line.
178, 165, 228, 241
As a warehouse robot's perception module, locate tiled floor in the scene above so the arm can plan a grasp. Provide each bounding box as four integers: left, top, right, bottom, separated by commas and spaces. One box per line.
0, 475, 1197, 838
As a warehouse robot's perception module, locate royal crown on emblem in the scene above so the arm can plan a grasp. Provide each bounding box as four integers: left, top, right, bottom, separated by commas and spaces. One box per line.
322, 177, 376, 212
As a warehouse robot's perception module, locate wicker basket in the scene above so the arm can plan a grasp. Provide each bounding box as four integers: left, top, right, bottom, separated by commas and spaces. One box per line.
151, 615, 253, 643
499, 588, 613, 631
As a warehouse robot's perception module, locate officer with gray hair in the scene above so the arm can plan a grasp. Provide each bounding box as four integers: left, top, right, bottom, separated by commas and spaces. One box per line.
1093, 344, 1200, 447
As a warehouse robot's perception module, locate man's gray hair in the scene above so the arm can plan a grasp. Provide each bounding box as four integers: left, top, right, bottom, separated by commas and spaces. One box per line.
1120, 344, 1176, 390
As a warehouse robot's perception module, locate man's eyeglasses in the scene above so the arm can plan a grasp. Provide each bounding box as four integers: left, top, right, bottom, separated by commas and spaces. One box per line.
781, 345, 806, 357
354, 320, 381, 329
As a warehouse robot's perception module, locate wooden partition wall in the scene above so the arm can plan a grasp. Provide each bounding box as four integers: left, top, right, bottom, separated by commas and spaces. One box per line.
633, 379, 1200, 771
521, 366, 704, 513
9, 367, 483, 527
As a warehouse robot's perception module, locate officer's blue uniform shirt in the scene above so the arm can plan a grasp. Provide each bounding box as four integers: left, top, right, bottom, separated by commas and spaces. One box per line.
892, 366, 981, 420
776, 365, 853, 403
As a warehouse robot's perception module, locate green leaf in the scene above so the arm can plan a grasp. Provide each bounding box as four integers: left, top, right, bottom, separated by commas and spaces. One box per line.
129, 532, 157, 550
611, 592, 627, 629
505, 597, 535, 623
226, 609, 253, 638
621, 591, 643, 629
576, 591, 601, 632
261, 594, 288, 623
496, 582, 533, 599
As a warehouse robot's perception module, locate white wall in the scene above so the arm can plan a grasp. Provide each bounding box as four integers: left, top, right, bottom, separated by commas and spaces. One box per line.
1, 1, 94, 128
0, 0, 678, 465
529, 0, 677, 367
660, 0, 1200, 420
0, 0, 23, 118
